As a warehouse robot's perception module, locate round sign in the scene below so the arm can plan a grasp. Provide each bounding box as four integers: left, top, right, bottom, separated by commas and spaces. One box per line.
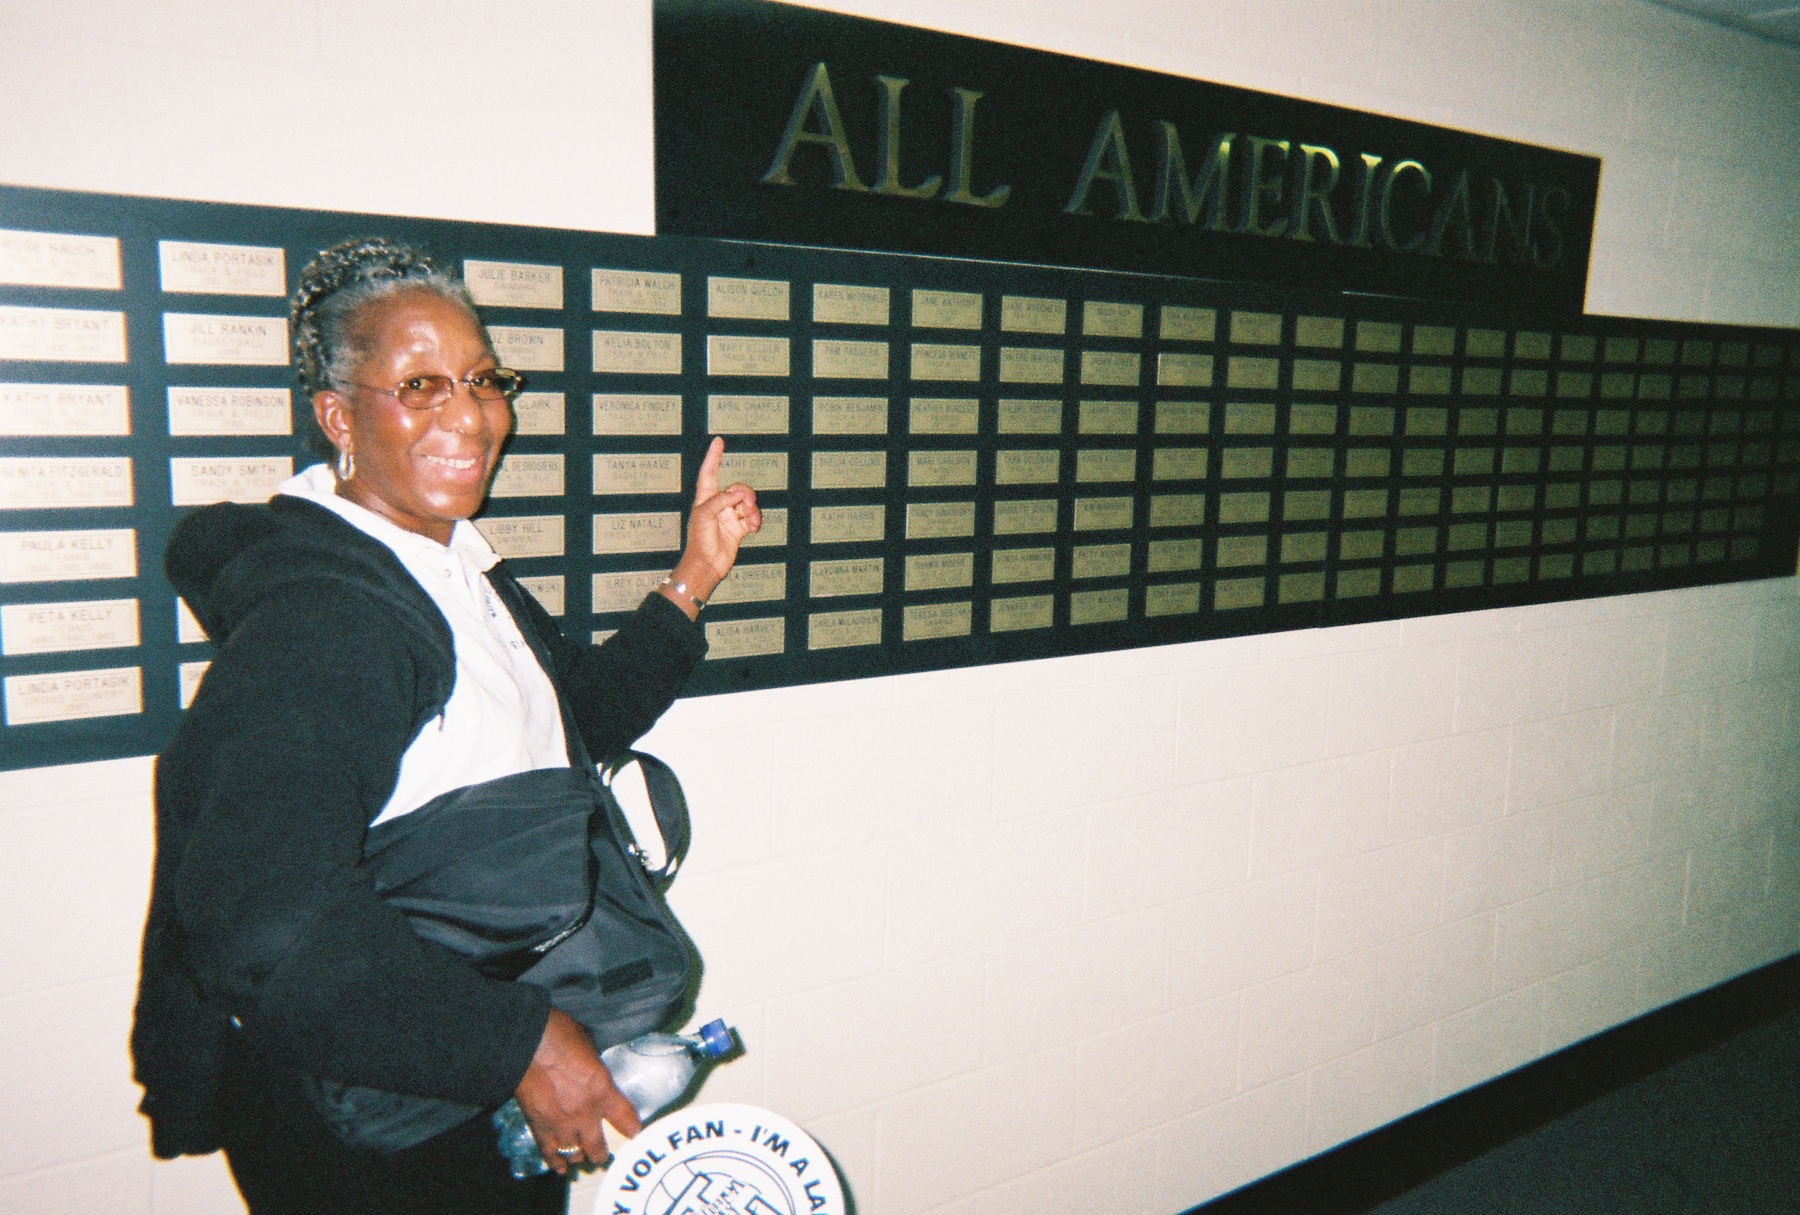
592, 1102, 847, 1215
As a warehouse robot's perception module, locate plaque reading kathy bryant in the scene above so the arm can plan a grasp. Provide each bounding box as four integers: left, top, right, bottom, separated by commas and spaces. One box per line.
158, 241, 286, 296
593, 393, 681, 435
1, 597, 139, 656
472, 514, 565, 559
707, 394, 789, 434
487, 326, 564, 372
813, 283, 889, 326
707, 335, 790, 377
811, 504, 885, 544
168, 457, 292, 506
162, 313, 287, 365
706, 615, 786, 659
0, 306, 127, 363
593, 330, 682, 375
463, 259, 563, 309
0, 528, 136, 583
4, 665, 141, 725
708, 277, 790, 321
594, 453, 682, 495
1, 384, 129, 437
0, 230, 120, 289
0, 457, 133, 509
592, 269, 681, 315
812, 339, 889, 379
166, 387, 290, 436
812, 396, 888, 434
488, 453, 565, 498
592, 511, 682, 554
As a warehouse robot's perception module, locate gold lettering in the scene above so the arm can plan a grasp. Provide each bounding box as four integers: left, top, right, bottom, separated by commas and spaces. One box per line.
872, 75, 943, 199
1149, 123, 1233, 229
1241, 136, 1290, 238
761, 62, 867, 191
1379, 159, 1432, 252
945, 87, 1011, 207
1424, 168, 1476, 258
1291, 143, 1342, 243
1534, 186, 1570, 268
1065, 110, 1146, 221
1348, 153, 1382, 248
1483, 179, 1536, 264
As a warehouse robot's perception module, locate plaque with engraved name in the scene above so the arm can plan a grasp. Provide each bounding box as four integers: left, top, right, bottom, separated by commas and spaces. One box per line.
708, 394, 789, 434
592, 269, 681, 315
995, 449, 1059, 485
160, 241, 286, 296
1156, 401, 1209, 434
812, 396, 888, 434
740, 507, 789, 548
718, 451, 788, 491
811, 504, 885, 544
517, 575, 565, 616
809, 608, 882, 650
907, 450, 977, 487
594, 453, 681, 495
997, 398, 1062, 434
593, 330, 682, 375
167, 387, 289, 436
0, 528, 136, 583
909, 397, 978, 434
810, 557, 884, 598
1, 597, 138, 656
1083, 301, 1143, 338
1148, 538, 1204, 572
905, 501, 975, 539
1076, 449, 1137, 483
0, 457, 133, 509
1152, 447, 1208, 480
473, 514, 565, 558
4, 665, 141, 725
0, 306, 127, 362
162, 313, 287, 365
991, 546, 1055, 583
512, 391, 565, 436
593, 393, 680, 435
990, 594, 1053, 632
0, 229, 121, 289
1, 384, 129, 436
1079, 400, 1139, 434
592, 570, 667, 614
489, 453, 565, 499
812, 339, 889, 379
1081, 350, 1141, 387
992, 499, 1057, 535
1073, 496, 1134, 531
910, 343, 981, 382
708, 335, 790, 377
903, 601, 972, 641
179, 660, 210, 709
1072, 543, 1131, 580
998, 347, 1064, 384
1070, 587, 1130, 625
813, 283, 890, 326
1150, 493, 1208, 527
903, 551, 973, 592
1158, 352, 1214, 387
706, 615, 787, 659
464, 259, 563, 309
708, 562, 787, 605
488, 326, 565, 372
592, 511, 681, 554
169, 457, 291, 506
1146, 582, 1201, 617
811, 451, 886, 490
1001, 296, 1066, 335
708, 276, 790, 320
1160, 305, 1217, 342
911, 289, 981, 329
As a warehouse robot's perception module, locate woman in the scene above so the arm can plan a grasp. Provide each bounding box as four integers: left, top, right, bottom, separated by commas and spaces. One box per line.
131, 238, 758, 1214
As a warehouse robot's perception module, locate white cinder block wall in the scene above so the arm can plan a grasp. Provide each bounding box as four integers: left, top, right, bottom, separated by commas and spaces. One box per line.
0, 1, 1795, 1213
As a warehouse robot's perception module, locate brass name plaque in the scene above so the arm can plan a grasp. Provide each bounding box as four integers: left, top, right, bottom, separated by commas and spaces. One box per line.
812, 395, 889, 434
1079, 400, 1139, 434
997, 398, 1062, 434
708, 561, 788, 605
488, 453, 565, 499
998, 346, 1064, 384
813, 338, 890, 379
162, 313, 286, 365
473, 514, 565, 559
161, 241, 285, 296
991, 546, 1055, 583
904, 551, 974, 591
1070, 587, 1130, 624
517, 575, 565, 616
718, 450, 789, 490
813, 283, 890, 325
168, 457, 292, 506
0, 528, 136, 583
593, 330, 682, 374
995, 449, 1060, 485
1157, 352, 1214, 387
1080, 350, 1141, 386
1, 229, 121, 289
1146, 582, 1202, 617
707, 335, 791, 377
463, 259, 562, 309
905, 501, 976, 538
706, 615, 787, 659
1001, 295, 1066, 334
1, 597, 138, 656
0, 306, 126, 363
1083, 300, 1143, 338
1072, 542, 1131, 580
0, 457, 134, 509
593, 453, 682, 495
708, 276, 790, 320
810, 557, 885, 597
592, 393, 679, 436
592, 511, 682, 554
739, 506, 789, 548
990, 594, 1053, 632
1076, 449, 1136, 482
909, 397, 979, 434
809, 607, 882, 650
4, 665, 141, 725
910, 342, 981, 381
592, 569, 667, 614
2, 383, 130, 437
1073, 496, 1134, 531
811, 450, 887, 490
707, 394, 790, 434
992, 498, 1057, 534
487, 325, 565, 372
592, 269, 682, 315
903, 600, 973, 641
911, 288, 982, 329
811, 504, 886, 543
908, 450, 978, 487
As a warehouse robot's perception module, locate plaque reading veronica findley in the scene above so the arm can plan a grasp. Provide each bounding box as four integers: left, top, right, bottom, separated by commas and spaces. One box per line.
593, 393, 681, 435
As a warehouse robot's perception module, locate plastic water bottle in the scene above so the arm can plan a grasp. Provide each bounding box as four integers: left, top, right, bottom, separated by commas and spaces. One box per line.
494, 1018, 734, 1179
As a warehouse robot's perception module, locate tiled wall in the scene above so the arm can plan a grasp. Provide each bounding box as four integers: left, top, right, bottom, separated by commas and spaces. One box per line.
0, 1, 1795, 1213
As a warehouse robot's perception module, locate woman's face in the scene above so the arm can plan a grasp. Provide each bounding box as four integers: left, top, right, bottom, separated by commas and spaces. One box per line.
314, 289, 512, 544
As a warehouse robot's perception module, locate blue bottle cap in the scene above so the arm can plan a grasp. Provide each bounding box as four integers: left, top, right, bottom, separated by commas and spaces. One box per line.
697, 1018, 733, 1057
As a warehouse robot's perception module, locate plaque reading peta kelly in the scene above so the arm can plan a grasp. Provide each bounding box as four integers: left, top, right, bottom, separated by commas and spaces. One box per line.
4, 665, 142, 726
0, 306, 127, 363
158, 241, 286, 296
592, 269, 682, 315
0, 528, 136, 583
0, 457, 133, 510
0, 229, 121, 289
166, 387, 290, 437
1, 384, 129, 437
473, 514, 566, 559
162, 313, 287, 365
1, 597, 139, 656
464, 259, 563, 309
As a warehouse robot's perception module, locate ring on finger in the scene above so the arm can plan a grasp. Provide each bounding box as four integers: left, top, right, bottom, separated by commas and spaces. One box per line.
554, 1145, 582, 1158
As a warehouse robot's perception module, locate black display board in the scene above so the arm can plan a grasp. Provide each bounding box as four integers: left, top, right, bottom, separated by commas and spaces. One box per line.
1, 182, 1797, 772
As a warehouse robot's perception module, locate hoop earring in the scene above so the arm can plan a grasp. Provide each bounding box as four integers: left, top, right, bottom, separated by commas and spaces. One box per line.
336, 447, 355, 481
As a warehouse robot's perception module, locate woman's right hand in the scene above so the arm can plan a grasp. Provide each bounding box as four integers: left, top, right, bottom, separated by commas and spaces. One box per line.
513, 1008, 643, 1174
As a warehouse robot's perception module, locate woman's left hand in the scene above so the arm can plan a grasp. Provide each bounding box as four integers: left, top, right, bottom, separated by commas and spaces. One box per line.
658, 437, 760, 621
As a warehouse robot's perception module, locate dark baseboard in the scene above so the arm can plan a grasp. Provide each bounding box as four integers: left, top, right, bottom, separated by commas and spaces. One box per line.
1184, 951, 1800, 1215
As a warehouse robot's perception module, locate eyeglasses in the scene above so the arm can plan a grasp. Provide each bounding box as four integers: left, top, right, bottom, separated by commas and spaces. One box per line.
347, 368, 525, 410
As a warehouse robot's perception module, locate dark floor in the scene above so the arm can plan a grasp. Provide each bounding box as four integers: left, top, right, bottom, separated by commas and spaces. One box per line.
1362, 1005, 1800, 1215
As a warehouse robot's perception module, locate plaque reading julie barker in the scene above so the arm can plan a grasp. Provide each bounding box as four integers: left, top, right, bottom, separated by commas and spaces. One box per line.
812, 396, 888, 434
488, 453, 565, 498
904, 551, 974, 592
168, 457, 291, 506
708, 277, 790, 321
911, 289, 982, 330
463, 259, 563, 310
1, 384, 129, 437
0, 306, 127, 362
909, 398, 978, 435
811, 450, 886, 490
158, 241, 285, 296
998, 347, 1064, 385
909, 343, 980, 382
707, 394, 789, 434
0, 230, 120, 289
908, 451, 977, 488
809, 557, 884, 598
813, 283, 889, 326
707, 335, 790, 377
705, 615, 786, 660
488, 326, 564, 372
592, 511, 682, 554
812, 339, 889, 380
594, 454, 682, 495
810, 504, 885, 544
3, 665, 141, 726
1001, 296, 1067, 335
707, 561, 787, 605
592, 269, 682, 315
809, 607, 881, 650
903, 601, 972, 641
0, 529, 136, 583
166, 387, 290, 436
906, 501, 976, 539
471, 514, 565, 559
162, 313, 287, 365
717, 451, 788, 491
593, 394, 681, 436
592, 570, 667, 614
511, 392, 565, 436
0, 457, 133, 510
593, 331, 682, 375
1, 597, 138, 656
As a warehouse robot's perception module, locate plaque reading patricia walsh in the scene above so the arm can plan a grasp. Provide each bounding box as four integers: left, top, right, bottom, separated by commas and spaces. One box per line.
592, 268, 682, 315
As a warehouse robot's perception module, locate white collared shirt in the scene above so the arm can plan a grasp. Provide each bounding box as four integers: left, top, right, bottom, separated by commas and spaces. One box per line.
277, 464, 569, 825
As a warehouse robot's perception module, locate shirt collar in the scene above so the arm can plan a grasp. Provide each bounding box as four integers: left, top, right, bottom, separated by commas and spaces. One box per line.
276, 463, 500, 572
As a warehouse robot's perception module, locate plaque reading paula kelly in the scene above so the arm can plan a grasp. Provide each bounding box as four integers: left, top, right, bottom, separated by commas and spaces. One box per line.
0, 229, 121, 289
812, 396, 888, 434
810, 504, 885, 544
592, 268, 681, 315
472, 514, 565, 559
3, 665, 141, 725
707, 394, 790, 434
1, 383, 129, 437
512, 391, 565, 436
168, 457, 292, 506
708, 276, 790, 321
593, 330, 683, 375
593, 393, 681, 435
903, 600, 973, 641
487, 453, 565, 499
594, 453, 681, 495
1, 597, 139, 656
0, 457, 133, 510
706, 615, 786, 659
166, 387, 290, 437
158, 241, 286, 296
808, 607, 882, 650
463, 259, 563, 310
0, 528, 136, 583
0, 306, 127, 363
707, 562, 787, 605
162, 313, 287, 365
592, 511, 682, 554
487, 325, 565, 372
813, 283, 889, 326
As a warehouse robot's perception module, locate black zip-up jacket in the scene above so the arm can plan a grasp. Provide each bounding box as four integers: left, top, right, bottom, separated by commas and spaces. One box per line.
131, 496, 705, 1158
